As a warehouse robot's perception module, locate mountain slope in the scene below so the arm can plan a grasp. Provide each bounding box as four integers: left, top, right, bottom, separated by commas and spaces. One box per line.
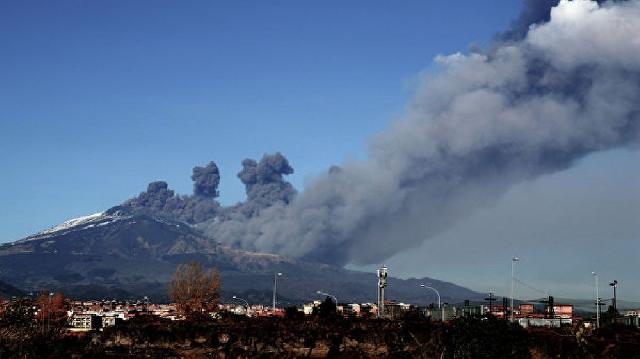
0, 280, 24, 298
0, 209, 481, 304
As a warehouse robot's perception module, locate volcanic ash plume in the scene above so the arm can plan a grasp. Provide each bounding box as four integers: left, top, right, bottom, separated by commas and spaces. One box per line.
207, 153, 296, 228
121, 163, 221, 223
192, 162, 221, 198
203, 0, 640, 265
497, 0, 619, 41
237, 152, 296, 208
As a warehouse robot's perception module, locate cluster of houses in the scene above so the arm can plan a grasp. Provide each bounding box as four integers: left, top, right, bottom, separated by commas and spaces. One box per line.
219, 300, 381, 318
220, 296, 640, 330
3, 295, 640, 331
221, 297, 579, 327
62, 297, 640, 330
474, 301, 575, 328
218, 303, 285, 317
66, 300, 178, 331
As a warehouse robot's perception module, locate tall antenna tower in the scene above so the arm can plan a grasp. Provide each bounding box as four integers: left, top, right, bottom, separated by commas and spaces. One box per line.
377, 265, 388, 318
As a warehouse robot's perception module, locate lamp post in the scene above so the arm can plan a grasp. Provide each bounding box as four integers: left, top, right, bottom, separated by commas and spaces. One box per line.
272, 272, 282, 311
511, 257, 519, 322
592, 272, 600, 329
420, 284, 443, 321
316, 290, 337, 305
609, 280, 618, 311
232, 295, 250, 316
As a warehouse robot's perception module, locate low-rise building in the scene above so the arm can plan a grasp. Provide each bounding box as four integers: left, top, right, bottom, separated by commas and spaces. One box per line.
70, 314, 100, 331
303, 300, 321, 315
518, 317, 572, 328
550, 304, 573, 319
618, 310, 640, 327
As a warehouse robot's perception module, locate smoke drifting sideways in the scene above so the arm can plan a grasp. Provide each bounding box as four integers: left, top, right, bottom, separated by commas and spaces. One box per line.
201, 0, 640, 266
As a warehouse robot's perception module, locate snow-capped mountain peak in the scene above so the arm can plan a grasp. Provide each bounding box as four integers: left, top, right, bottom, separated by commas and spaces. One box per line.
19, 211, 127, 242
38, 213, 104, 235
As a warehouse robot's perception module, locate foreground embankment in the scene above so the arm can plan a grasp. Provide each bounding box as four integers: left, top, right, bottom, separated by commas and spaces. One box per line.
1, 315, 639, 358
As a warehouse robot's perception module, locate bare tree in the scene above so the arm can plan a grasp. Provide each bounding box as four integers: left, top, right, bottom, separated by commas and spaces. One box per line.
168, 261, 220, 316
35, 291, 68, 334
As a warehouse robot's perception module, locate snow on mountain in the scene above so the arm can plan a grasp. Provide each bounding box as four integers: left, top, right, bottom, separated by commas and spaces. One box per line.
38, 213, 104, 234
19, 212, 126, 242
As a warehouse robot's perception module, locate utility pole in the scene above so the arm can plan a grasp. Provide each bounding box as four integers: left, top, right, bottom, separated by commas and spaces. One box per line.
540, 296, 555, 319
502, 297, 508, 318
484, 292, 495, 317
511, 257, 519, 322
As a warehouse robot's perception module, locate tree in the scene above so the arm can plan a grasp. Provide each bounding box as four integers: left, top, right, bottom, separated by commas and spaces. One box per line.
600, 305, 620, 326
285, 306, 304, 320
317, 296, 337, 319
35, 291, 68, 332
444, 316, 529, 358
168, 261, 220, 316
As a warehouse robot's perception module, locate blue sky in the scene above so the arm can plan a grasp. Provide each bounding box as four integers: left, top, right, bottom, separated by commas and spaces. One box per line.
1, 1, 638, 298
0, 0, 520, 240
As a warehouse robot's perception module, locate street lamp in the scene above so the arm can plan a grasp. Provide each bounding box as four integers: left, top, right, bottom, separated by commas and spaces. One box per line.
273, 272, 282, 311
316, 290, 337, 305
592, 272, 600, 329
511, 257, 519, 322
420, 284, 443, 321
609, 280, 618, 311
232, 295, 250, 316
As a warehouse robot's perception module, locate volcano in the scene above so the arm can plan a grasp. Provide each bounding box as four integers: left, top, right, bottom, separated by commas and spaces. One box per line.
0, 207, 481, 304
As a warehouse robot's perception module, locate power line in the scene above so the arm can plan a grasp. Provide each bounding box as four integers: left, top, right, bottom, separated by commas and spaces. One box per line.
513, 277, 549, 297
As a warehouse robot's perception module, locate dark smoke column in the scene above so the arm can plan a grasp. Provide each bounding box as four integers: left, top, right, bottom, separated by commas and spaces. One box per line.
237, 152, 296, 206
192, 162, 221, 198
116, 161, 222, 223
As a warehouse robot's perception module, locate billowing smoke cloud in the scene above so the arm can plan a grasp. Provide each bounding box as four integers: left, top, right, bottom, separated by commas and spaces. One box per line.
202, 0, 640, 265
192, 162, 221, 198
497, 0, 625, 41
118, 154, 296, 224
213, 153, 296, 221
119, 162, 222, 223
237, 152, 296, 210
